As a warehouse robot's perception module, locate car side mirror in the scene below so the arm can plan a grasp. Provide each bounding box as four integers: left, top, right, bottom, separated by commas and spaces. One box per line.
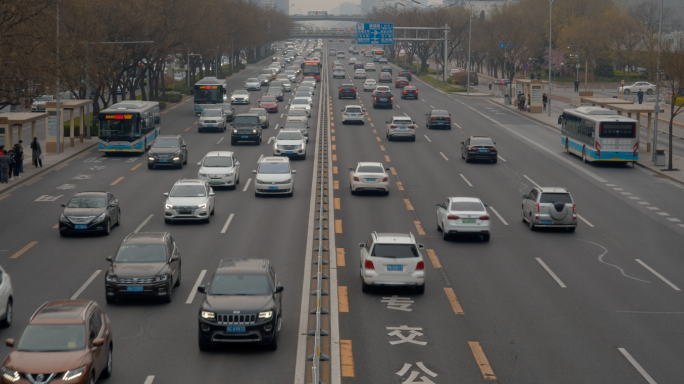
385, 121, 389, 124
170, 254, 180, 262
181, 144, 187, 148
436, 204, 441, 207
425, 113, 428, 116
235, 161, 240, 166
363, 109, 366, 112
557, 116, 563, 125
109, 202, 117, 207
292, 170, 297, 174
197, 162, 202, 166
385, 168, 390, 171
522, 194, 528, 199
92, 338, 105, 347
163, 192, 169, 197
275, 286, 284, 293
197, 285, 206, 293
106, 255, 112, 262
60, 203, 66, 207
252, 170, 257, 174
5, 339, 14, 347
358, 243, 365, 248
418, 244, 425, 249
209, 192, 215, 196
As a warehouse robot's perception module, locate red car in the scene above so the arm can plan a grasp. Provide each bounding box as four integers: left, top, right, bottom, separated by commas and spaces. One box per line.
395, 77, 409, 88
339, 38, 345, 42
259, 96, 278, 113
360, 49, 366, 54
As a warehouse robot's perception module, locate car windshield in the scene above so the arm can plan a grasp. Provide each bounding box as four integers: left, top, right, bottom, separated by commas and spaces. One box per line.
247, 78, 259, 82
450, 201, 485, 211
289, 110, 307, 116
285, 70, 295, 74
67, 196, 106, 208
233, 90, 248, 95
285, 122, 307, 129
258, 162, 290, 174
114, 244, 167, 263
278, 130, 303, 140
393, 119, 412, 125
366, 80, 376, 84
299, 87, 313, 92
152, 139, 179, 148
267, 90, 280, 95
346, 107, 362, 113
377, 87, 389, 91
170, 185, 206, 197
357, 165, 384, 173
470, 138, 494, 146
17, 324, 86, 352
371, 244, 418, 258
203, 157, 233, 167
258, 76, 268, 80
233, 116, 258, 125
432, 110, 449, 116
261, 96, 277, 103
292, 99, 308, 105
202, 110, 222, 117
209, 274, 271, 295
540, 193, 573, 204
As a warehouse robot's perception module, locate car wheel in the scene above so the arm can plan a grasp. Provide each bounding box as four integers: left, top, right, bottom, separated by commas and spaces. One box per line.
0, 299, 12, 328
205, 215, 210, 224
361, 278, 373, 293
88, 371, 96, 384
184, 155, 187, 165
483, 234, 490, 242
522, 209, 526, 223
624, 89, 631, 95
115, 210, 121, 226
568, 227, 576, 233
177, 162, 183, 169
210, 205, 215, 215
105, 295, 115, 304
103, 220, 111, 236
437, 219, 442, 232
492, 158, 497, 164
647, 89, 653, 95
165, 218, 171, 224
102, 347, 113, 378
231, 139, 236, 145
265, 319, 279, 350
465, 157, 470, 163
529, 217, 536, 231
148, 164, 153, 169
301, 153, 306, 160
255, 191, 260, 197
414, 284, 425, 294
582, 149, 588, 163
175, 266, 181, 287
442, 229, 450, 241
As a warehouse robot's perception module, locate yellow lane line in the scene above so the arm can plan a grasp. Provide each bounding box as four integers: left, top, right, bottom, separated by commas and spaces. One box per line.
332, 154, 337, 161
367, 117, 371, 121
331, 129, 335, 133
0, 194, 10, 202
193, 121, 198, 125
469, 342, 497, 380
340, 340, 355, 377
333, 180, 339, 190
130, 163, 142, 171
396, 181, 404, 191
384, 155, 391, 162
110, 177, 125, 186
389, 167, 397, 175
54, 163, 69, 171
335, 219, 343, 233
338, 286, 349, 312
76, 152, 90, 159
331, 122, 335, 127
185, 127, 192, 131
444, 287, 464, 315
332, 136, 336, 142
376, 137, 381, 142
370, 123, 374, 127
426, 249, 442, 268
25, 177, 43, 186
379, 145, 385, 151
403, 199, 414, 210
330, 117, 334, 121
334, 198, 341, 209
413, 221, 426, 235
372, 129, 377, 134
332, 144, 336, 150
333, 166, 338, 174
11, 241, 38, 259
337, 248, 345, 266
52, 224, 59, 229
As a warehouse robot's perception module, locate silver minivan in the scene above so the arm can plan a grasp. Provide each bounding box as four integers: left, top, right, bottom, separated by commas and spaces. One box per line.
522, 187, 577, 232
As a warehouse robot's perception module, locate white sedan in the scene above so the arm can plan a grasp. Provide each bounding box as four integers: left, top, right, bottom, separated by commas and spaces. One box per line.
363, 79, 378, 91
290, 97, 312, 116
435, 197, 490, 241
617, 82, 656, 95
349, 162, 389, 195
354, 69, 367, 79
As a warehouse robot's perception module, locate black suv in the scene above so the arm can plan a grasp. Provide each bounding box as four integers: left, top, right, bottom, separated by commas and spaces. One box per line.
353, 63, 364, 70
231, 114, 262, 145
148, 135, 188, 169
197, 259, 283, 351
399, 70, 412, 81
426, 109, 451, 129
105, 232, 182, 303
373, 91, 393, 109
339, 84, 357, 99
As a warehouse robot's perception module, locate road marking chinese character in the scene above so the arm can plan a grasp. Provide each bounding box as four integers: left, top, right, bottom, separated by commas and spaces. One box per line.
72, 174, 94, 180
83, 157, 102, 163
381, 295, 414, 312
386, 325, 427, 345
35, 195, 64, 201
89, 166, 107, 171
396, 362, 438, 384
56, 184, 77, 190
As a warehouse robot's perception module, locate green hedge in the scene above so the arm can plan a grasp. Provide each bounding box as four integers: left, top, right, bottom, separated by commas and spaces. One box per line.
164, 92, 182, 103
419, 75, 466, 92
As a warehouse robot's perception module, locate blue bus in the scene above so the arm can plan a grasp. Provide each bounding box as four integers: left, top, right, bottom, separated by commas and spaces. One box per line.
194, 77, 227, 115
98, 101, 161, 153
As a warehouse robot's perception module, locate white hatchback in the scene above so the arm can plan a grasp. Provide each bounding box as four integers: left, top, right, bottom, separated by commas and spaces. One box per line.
341, 105, 366, 125
436, 197, 491, 241
197, 151, 240, 189
253, 157, 297, 197
359, 232, 425, 293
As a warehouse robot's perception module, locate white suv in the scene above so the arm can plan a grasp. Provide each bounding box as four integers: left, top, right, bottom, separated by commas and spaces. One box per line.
197, 151, 240, 189
163, 179, 216, 223
359, 232, 425, 293
341, 105, 365, 125
386, 116, 417, 141
253, 157, 297, 197
273, 129, 307, 159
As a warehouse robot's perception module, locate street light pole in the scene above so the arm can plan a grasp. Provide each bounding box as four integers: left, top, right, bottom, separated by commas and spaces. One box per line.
652, 0, 663, 162
466, 0, 473, 94
55, 0, 61, 154
568, 45, 580, 84
548, 0, 554, 117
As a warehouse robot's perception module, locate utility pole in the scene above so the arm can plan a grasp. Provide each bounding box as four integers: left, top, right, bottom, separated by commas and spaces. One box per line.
548, 0, 554, 117
443, 24, 449, 83
55, 0, 61, 154
466, 1, 473, 94
653, 0, 662, 163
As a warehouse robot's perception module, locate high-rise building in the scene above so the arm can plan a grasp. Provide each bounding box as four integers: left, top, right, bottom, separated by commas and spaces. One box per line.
340, 2, 355, 14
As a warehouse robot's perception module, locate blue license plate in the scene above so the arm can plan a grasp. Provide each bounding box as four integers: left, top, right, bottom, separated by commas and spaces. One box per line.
285, 151, 294, 154
268, 186, 278, 190
541, 220, 553, 225
207, 124, 213, 127
380, 98, 387, 102
226, 326, 246, 333
439, 123, 445, 125
400, 127, 407, 129
126, 286, 143, 292
159, 159, 169, 163
241, 135, 249, 139
387, 265, 403, 271
366, 178, 376, 182
479, 149, 488, 152
75, 225, 87, 230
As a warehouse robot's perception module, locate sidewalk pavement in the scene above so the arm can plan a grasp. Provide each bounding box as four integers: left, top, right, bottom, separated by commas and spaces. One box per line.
490, 97, 684, 186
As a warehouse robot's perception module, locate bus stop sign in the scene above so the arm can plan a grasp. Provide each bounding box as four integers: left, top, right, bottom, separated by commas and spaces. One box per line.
357, 23, 394, 45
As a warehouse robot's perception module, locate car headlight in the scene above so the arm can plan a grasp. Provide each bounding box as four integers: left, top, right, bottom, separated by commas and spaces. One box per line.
259, 310, 273, 319
252, 129, 257, 134
283, 178, 292, 184
60, 213, 70, 223
106, 275, 118, 282
233, 129, 238, 134
92, 212, 106, 223
62, 366, 86, 381
153, 275, 167, 282
148, 157, 154, 161
256, 179, 265, 184
165, 204, 174, 209
201, 311, 215, 319
199, 173, 207, 177
198, 204, 207, 209
2, 367, 20, 382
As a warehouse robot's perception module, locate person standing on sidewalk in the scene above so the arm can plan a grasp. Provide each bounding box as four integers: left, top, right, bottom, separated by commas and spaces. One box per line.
574, 80, 579, 92
17, 140, 24, 173
30, 137, 42, 168
0, 150, 10, 183
543, 93, 548, 110
637, 90, 644, 104
12, 144, 22, 179
6, 149, 15, 181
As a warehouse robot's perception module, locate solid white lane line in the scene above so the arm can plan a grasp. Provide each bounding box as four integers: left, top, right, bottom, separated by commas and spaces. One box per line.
523, 175, 540, 188
280, 113, 284, 118
424, 135, 432, 142
217, 137, 224, 144
459, 174, 472, 187
453, 123, 462, 129
143, 376, 155, 384
242, 178, 252, 192
618, 348, 657, 384
498, 155, 507, 162
274, 123, 279, 130
536, 258, 567, 288
220, 213, 235, 234
186, 270, 207, 304
440, 152, 449, 161
71, 270, 101, 300
488, 206, 508, 225
429, 105, 435, 108
635, 259, 681, 291
268, 137, 274, 144
134, 214, 154, 234
577, 214, 594, 227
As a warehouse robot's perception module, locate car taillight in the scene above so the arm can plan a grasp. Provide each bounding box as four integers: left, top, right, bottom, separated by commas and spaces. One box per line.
447, 215, 459, 220
431, 117, 436, 120
445, 116, 450, 120
374, 97, 377, 100
416, 261, 425, 270
534, 203, 540, 213
479, 215, 490, 220
489, 147, 496, 152
408, 125, 415, 129
353, 176, 359, 181
573, 204, 577, 213
403, 90, 407, 93
390, 97, 393, 100
390, 125, 397, 128
364, 260, 374, 269
382, 177, 388, 182
468, 147, 476, 151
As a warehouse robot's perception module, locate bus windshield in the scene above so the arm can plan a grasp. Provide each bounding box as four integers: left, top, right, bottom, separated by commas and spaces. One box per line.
194, 87, 221, 104
600, 122, 635, 138
99, 115, 140, 141
302, 64, 320, 76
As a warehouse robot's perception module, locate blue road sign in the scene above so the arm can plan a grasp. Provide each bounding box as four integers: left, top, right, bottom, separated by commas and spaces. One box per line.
522, 63, 529, 70
499, 43, 514, 49
356, 23, 394, 45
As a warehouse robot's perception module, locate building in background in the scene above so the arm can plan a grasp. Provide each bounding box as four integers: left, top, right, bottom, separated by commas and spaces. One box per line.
442, 0, 515, 18
251, 0, 290, 13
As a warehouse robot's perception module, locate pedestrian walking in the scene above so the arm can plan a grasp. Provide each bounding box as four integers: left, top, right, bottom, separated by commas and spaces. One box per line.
0, 150, 10, 183
30, 137, 42, 168
17, 140, 24, 173
637, 90, 644, 104
12, 144, 22, 178
542, 93, 548, 110
574, 80, 579, 92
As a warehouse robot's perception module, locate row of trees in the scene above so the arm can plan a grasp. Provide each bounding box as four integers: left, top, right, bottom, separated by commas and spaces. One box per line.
0, 0, 293, 113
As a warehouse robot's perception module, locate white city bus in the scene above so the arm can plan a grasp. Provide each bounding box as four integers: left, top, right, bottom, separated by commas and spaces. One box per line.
558, 106, 639, 163
98, 101, 161, 153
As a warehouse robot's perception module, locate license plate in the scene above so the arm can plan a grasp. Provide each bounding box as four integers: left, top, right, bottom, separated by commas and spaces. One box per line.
126, 286, 143, 292
350, 114, 357, 117
75, 225, 87, 230
462, 219, 476, 223
541, 220, 553, 225
209, 181, 221, 185
380, 98, 387, 102
366, 178, 376, 182
207, 124, 213, 127
285, 151, 294, 154
159, 159, 169, 162
268, 186, 278, 190
180, 209, 192, 213
439, 123, 445, 125
400, 127, 407, 130
241, 135, 249, 139
479, 149, 488, 152
387, 265, 403, 271
226, 326, 246, 333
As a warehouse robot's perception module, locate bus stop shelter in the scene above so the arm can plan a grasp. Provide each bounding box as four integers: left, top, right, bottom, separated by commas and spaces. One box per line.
605, 103, 664, 153
42, 99, 91, 153
514, 79, 548, 114
580, 97, 634, 108
0, 112, 49, 149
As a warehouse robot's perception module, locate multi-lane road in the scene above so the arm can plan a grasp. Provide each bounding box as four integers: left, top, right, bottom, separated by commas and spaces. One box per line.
1, 39, 683, 384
